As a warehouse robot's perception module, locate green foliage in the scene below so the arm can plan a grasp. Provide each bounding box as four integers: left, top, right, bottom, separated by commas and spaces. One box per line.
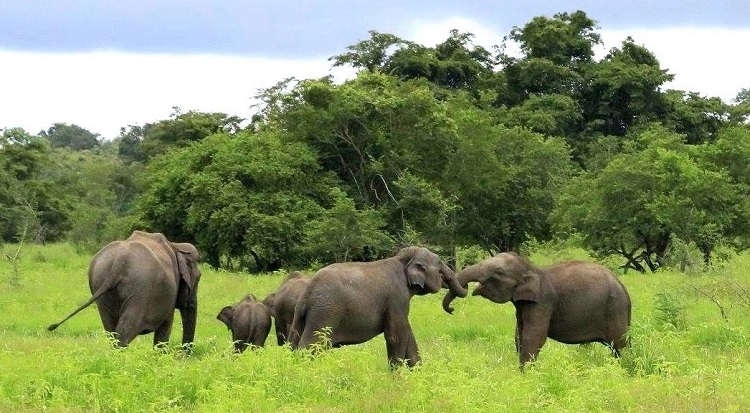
119, 109, 245, 163
40, 123, 100, 150
580, 37, 673, 137
303, 188, 394, 263
654, 292, 688, 330
446, 118, 575, 252
137, 129, 336, 270
553, 125, 743, 271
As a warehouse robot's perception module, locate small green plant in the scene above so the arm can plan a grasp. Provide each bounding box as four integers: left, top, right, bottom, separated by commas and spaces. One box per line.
654, 292, 687, 330
3, 225, 27, 287
310, 326, 333, 353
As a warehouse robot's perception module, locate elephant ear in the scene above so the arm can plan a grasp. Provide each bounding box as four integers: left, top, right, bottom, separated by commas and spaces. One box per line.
405, 262, 426, 288
397, 246, 427, 288
173, 243, 200, 291
512, 271, 541, 303
217, 306, 235, 328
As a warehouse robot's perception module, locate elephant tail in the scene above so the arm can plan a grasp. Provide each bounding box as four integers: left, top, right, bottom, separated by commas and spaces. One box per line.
48, 252, 125, 331
47, 284, 111, 331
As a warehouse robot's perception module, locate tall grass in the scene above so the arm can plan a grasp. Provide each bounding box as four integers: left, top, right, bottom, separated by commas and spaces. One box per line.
2, 243, 750, 412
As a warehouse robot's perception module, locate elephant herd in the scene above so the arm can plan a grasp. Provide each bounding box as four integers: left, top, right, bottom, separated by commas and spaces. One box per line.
49, 231, 632, 370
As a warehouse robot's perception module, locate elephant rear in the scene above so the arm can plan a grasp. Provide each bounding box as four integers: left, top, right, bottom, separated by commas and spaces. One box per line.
547, 262, 631, 351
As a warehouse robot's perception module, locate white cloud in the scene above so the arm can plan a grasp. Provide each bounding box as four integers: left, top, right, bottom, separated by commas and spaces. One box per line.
598, 28, 749, 102
0, 51, 353, 139
407, 17, 505, 49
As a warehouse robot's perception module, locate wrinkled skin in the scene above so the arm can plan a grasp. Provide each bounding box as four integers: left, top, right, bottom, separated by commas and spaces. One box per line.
444, 252, 631, 370
290, 246, 467, 368
217, 294, 273, 352
48, 231, 201, 348
262, 271, 312, 346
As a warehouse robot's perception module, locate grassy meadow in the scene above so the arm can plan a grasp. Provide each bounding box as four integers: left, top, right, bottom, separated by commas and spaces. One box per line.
2, 243, 750, 412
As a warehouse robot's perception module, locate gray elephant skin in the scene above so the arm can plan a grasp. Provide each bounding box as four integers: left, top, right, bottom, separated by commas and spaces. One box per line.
217, 294, 272, 352
290, 246, 468, 368
443, 252, 631, 369
262, 271, 312, 346
48, 231, 202, 348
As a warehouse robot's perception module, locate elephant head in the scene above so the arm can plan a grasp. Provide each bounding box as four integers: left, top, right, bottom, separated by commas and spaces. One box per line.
397, 246, 467, 297
171, 242, 201, 345
443, 252, 540, 314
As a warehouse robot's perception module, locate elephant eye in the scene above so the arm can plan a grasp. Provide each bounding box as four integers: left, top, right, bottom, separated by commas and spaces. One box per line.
416, 263, 426, 271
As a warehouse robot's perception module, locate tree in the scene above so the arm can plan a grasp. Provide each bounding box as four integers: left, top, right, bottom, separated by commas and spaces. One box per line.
496, 10, 599, 107
553, 126, 740, 271
40, 123, 100, 150
278, 72, 459, 208
580, 37, 673, 137
131, 109, 244, 161
444, 107, 576, 253
137, 129, 359, 270
662, 90, 733, 144
330, 30, 413, 72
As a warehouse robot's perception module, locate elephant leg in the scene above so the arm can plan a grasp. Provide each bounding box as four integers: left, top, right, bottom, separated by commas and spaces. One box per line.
115, 302, 148, 347
515, 310, 522, 353
153, 315, 174, 347
273, 319, 285, 346
96, 302, 119, 335
384, 317, 419, 368
404, 329, 420, 367
516, 304, 551, 370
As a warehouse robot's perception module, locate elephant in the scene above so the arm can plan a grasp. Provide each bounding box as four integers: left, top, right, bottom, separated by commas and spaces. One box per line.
290, 246, 467, 368
262, 271, 312, 346
48, 231, 201, 348
217, 294, 273, 352
443, 252, 631, 369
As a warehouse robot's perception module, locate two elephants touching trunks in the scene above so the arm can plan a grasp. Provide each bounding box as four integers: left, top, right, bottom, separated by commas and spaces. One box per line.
48, 233, 631, 370
48, 231, 201, 348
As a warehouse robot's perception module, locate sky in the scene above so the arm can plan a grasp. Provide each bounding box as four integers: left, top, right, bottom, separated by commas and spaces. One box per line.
1, 1, 748, 140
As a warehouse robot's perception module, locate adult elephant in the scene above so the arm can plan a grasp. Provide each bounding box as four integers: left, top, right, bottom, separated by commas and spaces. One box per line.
217, 294, 272, 352
262, 271, 312, 346
290, 246, 467, 368
48, 231, 202, 348
443, 252, 631, 370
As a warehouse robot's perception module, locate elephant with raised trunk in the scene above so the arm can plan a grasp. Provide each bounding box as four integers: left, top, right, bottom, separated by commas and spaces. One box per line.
290, 246, 467, 368
262, 271, 312, 346
217, 294, 273, 352
48, 231, 202, 348
443, 252, 631, 369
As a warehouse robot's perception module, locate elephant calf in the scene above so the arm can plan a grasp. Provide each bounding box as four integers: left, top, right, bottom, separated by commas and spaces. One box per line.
443, 252, 631, 370
217, 294, 273, 352
262, 271, 312, 346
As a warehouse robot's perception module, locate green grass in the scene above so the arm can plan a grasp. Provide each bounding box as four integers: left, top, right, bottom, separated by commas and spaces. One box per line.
3, 243, 750, 412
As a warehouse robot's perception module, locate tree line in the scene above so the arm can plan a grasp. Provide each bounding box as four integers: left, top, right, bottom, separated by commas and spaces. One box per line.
2, 10, 749, 272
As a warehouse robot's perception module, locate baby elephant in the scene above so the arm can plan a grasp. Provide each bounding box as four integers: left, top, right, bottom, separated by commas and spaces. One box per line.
217, 294, 272, 352
443, 252, 631, 369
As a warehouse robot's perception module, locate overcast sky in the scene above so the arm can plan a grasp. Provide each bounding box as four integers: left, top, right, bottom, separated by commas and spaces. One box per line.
1, 1, 748, 139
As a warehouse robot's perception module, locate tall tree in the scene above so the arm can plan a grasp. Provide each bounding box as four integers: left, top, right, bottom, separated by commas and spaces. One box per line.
41, 123, 100, 151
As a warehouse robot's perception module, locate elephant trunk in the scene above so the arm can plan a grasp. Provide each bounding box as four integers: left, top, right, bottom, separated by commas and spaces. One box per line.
442, 263, 488, 314
442, 263, 468, 298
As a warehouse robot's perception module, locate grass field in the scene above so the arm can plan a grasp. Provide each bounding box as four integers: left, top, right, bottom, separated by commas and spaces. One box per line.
2, 243, 750, 412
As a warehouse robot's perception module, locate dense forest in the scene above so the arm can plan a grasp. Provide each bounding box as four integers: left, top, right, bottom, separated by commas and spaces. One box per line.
2, 11, 749, 273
